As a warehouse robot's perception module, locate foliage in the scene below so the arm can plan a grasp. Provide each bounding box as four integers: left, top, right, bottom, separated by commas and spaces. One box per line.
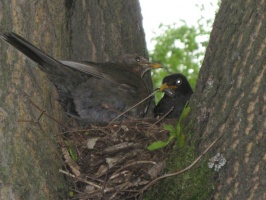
147, 104, 190, 150
68, 143, 78, 161
149, 19, 212, 102
144, 132, 216, 200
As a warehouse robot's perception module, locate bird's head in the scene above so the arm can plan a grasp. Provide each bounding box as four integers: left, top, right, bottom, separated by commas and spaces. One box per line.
159, 73, 193, 97
114, 54, 162, 77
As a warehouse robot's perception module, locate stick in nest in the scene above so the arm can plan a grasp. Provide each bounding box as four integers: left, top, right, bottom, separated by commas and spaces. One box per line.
108, 90, 159, 125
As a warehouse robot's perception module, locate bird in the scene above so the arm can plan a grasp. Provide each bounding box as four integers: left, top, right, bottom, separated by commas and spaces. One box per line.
1, 32, 162, 125
154, 73, 193, 119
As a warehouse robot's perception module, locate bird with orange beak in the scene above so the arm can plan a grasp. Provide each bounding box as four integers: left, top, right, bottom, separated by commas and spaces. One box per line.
154, 73, 193, 119
1, 32, 162, 125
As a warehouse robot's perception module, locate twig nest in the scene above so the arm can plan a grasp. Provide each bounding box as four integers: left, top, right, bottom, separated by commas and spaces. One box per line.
61, 119, 176, 199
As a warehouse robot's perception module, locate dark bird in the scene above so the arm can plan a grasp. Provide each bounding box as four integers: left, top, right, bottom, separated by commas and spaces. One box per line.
154, 73, 193, 119
1, 32, 162, 125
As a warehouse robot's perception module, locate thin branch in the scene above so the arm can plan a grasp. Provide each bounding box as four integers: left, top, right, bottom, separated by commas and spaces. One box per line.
26, 97, 67, 128
111, 161, 157, 177
139, 130, 226, 192
108, 90, 159, 125
59, 169, 101, 189
153, 106, 174, 125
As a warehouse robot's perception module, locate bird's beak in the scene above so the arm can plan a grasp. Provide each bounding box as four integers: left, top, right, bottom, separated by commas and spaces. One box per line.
159, 83, 177, 97
140, 63, 163, 78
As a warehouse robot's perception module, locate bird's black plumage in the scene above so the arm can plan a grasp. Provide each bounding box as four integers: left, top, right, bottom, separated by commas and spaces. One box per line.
154, 73, 193, 119
1, 32, 162, 125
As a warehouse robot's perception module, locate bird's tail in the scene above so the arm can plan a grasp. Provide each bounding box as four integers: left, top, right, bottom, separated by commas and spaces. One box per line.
1, 32, 61, 73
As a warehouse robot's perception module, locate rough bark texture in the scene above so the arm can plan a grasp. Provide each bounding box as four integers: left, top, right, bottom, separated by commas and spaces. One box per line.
144, 0, 265, 199
0, 0, 148, 199
190, 0, 266, 199
0, 1, 69, 199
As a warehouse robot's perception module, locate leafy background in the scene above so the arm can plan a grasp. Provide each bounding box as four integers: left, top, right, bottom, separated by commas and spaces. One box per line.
147, 3, 219, 102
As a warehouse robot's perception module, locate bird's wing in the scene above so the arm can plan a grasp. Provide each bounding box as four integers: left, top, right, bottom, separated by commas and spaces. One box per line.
1, 32, 149, 97
60, 60, 106, 80
61, 60, 146, 91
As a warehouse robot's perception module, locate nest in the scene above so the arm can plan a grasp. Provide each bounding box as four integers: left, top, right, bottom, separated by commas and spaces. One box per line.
60, 118, 176, 199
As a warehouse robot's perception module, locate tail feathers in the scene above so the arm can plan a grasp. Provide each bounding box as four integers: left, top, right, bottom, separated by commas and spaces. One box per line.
1, 32, 60, 72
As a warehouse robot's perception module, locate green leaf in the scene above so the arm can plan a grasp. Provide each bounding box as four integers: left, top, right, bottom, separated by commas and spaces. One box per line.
176, 123, 181, 137
177, 133, 185, 147
147, 140, 169, 150
148, 105, 191, 150
68, 145, 78, 161
176, 105, 190, 147
163, 124, 177, 137
178, 105, 191, 124
148, 131, 176, 150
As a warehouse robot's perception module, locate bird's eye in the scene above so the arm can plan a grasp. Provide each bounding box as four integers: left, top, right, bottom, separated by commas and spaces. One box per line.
176, 78, 182, 85
135, 56, 141, 62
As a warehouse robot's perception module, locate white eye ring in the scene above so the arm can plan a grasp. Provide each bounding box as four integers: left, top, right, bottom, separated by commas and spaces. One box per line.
176, 78, 182, 85
135, 56, 141, 62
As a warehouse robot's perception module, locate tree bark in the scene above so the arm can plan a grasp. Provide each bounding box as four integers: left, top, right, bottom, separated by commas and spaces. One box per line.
145, 0, 265, 199
190, 0, 266, 199
0, 0, 148, 199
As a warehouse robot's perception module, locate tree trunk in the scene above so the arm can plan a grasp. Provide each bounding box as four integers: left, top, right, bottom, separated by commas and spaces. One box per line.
191, 0, 266, 199
0, 0, 148, 199
145, 0, 265, 199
